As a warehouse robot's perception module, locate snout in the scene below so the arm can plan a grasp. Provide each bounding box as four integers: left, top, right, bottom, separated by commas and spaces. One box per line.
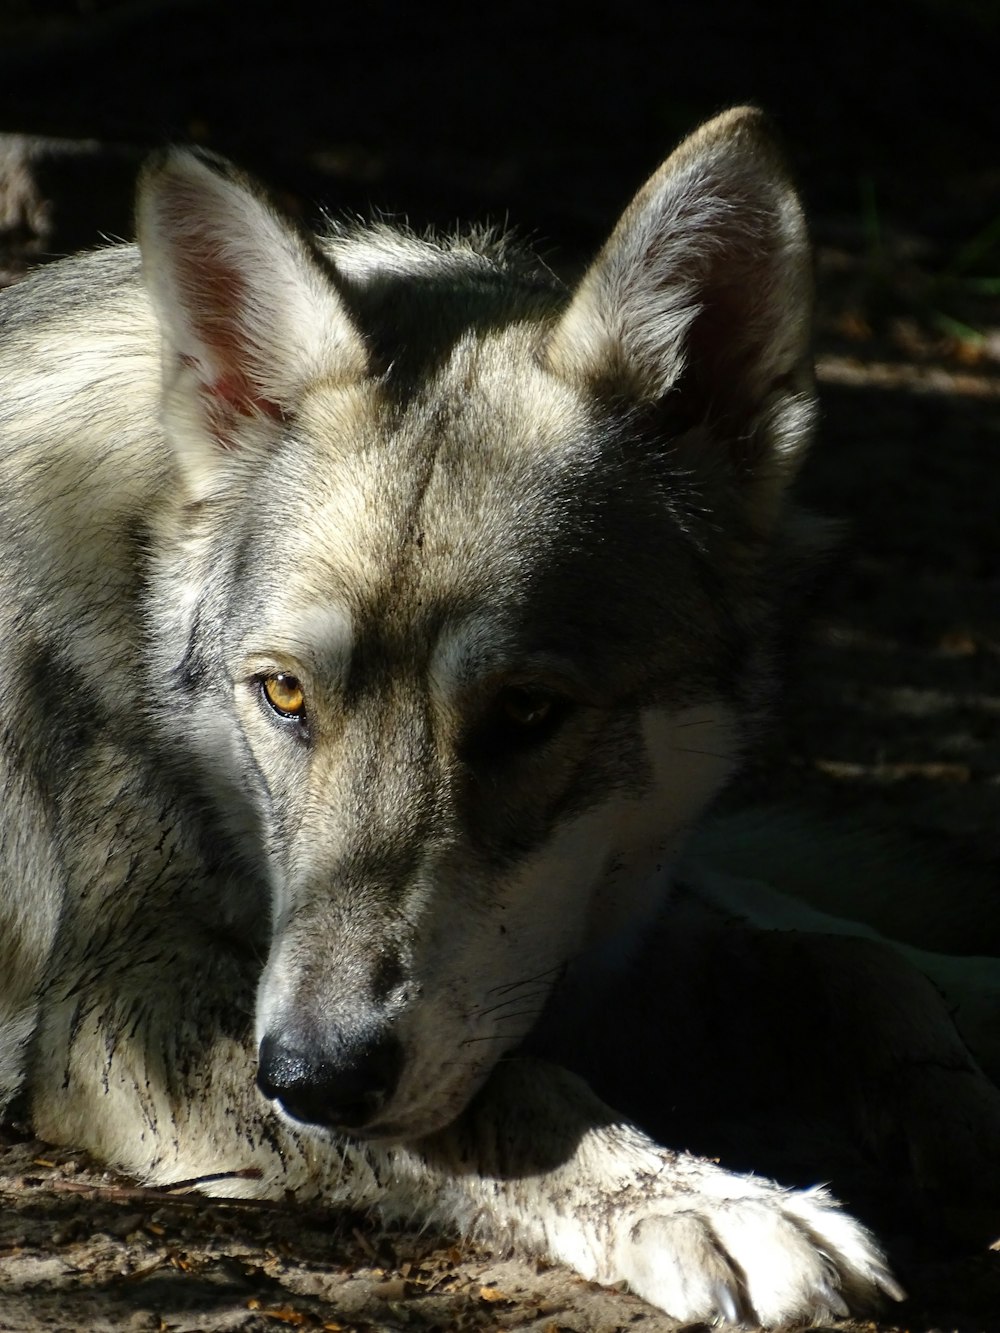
257, 1026, 403, 1133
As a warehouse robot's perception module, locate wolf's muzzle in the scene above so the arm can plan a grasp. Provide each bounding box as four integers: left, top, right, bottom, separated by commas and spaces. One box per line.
256, 1027, 403, 1132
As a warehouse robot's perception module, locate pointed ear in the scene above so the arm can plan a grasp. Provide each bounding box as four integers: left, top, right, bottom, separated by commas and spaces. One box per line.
545, 108, 815, 523
137, 149, 367, 488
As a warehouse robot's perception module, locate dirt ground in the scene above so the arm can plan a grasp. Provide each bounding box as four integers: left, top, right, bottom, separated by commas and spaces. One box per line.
1, 3, 999, 1331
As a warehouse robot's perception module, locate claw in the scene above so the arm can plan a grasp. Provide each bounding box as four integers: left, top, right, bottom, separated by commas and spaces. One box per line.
816, 1281, 850, 1319
711, 1278, 744, 1325
877, 1270, 908, 1303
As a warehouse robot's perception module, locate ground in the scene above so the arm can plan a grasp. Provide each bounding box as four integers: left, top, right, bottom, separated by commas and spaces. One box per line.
1, 3, 999, 1329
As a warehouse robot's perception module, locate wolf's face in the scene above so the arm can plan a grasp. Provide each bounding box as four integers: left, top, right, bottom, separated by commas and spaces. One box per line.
139, 109, 814, 1140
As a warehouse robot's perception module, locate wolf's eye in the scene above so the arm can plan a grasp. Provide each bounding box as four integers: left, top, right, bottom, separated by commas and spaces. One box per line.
261, 673, 306, 719
465, 685, 572, 764
500, 686, 554, 729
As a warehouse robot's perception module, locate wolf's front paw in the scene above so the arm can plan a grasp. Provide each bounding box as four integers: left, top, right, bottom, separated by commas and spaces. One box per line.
610, 1177, 904, 1325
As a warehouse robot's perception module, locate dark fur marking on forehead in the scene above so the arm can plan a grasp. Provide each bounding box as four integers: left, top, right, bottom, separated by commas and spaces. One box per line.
324, 227, 565, 394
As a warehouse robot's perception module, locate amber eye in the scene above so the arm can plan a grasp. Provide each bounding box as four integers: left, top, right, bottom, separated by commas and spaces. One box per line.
499, 686, 554, 728
261, 673, 306, 719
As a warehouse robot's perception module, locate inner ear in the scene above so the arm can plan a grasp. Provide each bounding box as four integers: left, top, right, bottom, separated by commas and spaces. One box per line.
667, 243, 806, 440
138, 147, 368, 449
552, 119, 812, 406
171, 257, 284, 423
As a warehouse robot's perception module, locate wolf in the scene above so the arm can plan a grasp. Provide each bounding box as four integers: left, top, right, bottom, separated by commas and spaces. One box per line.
1, 106, 996, 1325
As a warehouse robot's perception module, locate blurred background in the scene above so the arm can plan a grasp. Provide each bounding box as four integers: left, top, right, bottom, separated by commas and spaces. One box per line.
0, 0, 998, 923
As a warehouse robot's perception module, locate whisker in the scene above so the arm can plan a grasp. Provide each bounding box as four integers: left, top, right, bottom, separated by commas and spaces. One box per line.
460, 1031, 530, 1046
486, 964, 565, 998
460, 1012, 545, 1045
474, 988, 553, 1020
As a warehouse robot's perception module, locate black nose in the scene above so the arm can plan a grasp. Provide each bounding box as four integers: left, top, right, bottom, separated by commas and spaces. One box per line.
256, 1028, 403, 1131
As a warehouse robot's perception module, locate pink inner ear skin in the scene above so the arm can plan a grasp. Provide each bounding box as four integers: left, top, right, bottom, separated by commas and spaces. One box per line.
209, 371, 283, 420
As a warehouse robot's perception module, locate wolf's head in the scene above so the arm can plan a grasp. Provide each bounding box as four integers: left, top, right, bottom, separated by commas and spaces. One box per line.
138, 108, 815, 1141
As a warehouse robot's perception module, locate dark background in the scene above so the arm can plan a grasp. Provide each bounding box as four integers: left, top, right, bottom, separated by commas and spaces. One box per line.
0, 0, 998, 258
